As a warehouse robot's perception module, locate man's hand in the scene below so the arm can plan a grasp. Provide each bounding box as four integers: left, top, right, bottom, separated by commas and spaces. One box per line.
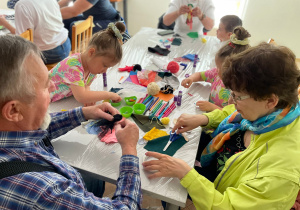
172, 113, 208, 134
82, 102, 120, 121
115, 119, 139, 156
143, 152, 192, 179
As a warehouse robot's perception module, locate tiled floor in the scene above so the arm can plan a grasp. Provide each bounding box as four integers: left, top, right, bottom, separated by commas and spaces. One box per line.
103, 182, 196, 210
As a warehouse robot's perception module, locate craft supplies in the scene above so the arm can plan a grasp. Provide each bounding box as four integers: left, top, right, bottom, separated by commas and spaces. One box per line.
110, 100, 121, 107
180, 63, 187, 70
177, 91, 182, 106
120, 106, 133, 118
192, 54, 198, 74
163, 130, 181, 151
103, 73, 107, 87
167, 61, 180, 73
118, 76, 126, 84
158, 105, 170, 119
147, 82, 160, 95
155, 102, 168, 117
162, 102, 176, 118
161, 117, 170, 125
133, 103, 146, 115
125, 96, 137, 106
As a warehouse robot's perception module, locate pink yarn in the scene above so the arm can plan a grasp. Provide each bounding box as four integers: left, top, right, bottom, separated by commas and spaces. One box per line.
167, 61, 180, 73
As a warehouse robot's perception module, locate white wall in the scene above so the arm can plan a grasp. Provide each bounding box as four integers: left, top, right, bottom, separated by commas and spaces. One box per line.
0, 1, 8, 9
239, 0, 300, 57
118, 0, 299, 57
117, 0, 170, 35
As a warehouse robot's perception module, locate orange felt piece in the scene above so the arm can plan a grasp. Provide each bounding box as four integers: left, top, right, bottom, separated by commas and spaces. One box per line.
154, 92, 174, 102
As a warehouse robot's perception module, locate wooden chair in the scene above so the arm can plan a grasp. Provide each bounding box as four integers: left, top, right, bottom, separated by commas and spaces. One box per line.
72, 16, 93, 54
20, 28, 33, 42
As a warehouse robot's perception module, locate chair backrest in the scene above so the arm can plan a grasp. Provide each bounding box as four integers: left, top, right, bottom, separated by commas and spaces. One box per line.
20, 28, 33, 42
72, 16, 93, 54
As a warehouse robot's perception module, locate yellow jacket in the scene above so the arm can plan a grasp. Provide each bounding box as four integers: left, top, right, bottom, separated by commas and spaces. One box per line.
181, 104, 300, 209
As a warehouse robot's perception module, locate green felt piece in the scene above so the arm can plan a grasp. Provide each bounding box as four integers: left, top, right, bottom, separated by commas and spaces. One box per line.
144, 135, 187, 156
0, 25, 3, 30
187, 32, 199, 38
131, 114, 165, 133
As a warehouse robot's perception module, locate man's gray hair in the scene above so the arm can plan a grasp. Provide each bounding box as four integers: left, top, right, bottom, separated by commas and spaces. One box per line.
0, 35, 41, 105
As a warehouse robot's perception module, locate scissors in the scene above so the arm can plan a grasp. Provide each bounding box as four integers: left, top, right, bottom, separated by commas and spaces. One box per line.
163, 130, 182, 151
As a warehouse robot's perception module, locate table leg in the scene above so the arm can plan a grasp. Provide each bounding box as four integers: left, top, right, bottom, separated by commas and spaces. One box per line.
165, 202, 180, 210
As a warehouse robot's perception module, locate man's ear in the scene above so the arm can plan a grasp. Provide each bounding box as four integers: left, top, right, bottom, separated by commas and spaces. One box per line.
266, 94, 279, 110
1, 100, 23, 122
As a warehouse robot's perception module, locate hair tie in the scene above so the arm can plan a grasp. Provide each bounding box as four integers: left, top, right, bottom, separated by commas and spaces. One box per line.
228, 42, 236, 49
108, 22, 123, 42
230, 34, 249, 45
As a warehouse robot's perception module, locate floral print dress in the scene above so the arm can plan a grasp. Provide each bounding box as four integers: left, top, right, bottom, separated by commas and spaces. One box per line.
49, 53, 96, 102
200, 67, 230, 108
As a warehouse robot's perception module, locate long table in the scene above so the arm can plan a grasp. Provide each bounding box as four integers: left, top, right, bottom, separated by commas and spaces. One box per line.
49, 27, 220, 209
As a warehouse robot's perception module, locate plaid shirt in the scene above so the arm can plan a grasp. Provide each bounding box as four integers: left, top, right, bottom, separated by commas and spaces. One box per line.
0, 107, 141, 209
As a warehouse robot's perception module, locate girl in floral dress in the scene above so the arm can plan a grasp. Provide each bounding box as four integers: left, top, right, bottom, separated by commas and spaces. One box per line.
49, 22, 125, 106
181, 26, 251, 112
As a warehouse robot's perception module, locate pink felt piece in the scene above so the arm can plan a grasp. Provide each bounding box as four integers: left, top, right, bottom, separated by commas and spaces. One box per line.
130, 74, 141, 86
100, 129, 118, 144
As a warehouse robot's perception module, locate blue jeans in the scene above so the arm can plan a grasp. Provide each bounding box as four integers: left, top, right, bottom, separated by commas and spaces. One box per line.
42, 37, 71, 64
63, 14, 130, 43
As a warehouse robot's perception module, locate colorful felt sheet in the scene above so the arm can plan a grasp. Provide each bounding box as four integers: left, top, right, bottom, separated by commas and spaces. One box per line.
144, 135, 187, 156
131, 114, 165, 133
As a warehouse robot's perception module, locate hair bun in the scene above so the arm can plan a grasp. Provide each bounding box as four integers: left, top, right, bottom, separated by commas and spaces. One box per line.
115, 22, 126, 33
233, 26, 251, 41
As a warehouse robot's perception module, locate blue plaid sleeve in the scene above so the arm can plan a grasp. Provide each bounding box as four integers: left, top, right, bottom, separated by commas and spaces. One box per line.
0, 156, 142, 209
113, 155, 142, 209
47, 107, 86, 140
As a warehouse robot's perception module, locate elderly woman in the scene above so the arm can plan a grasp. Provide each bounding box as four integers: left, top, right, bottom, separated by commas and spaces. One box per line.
143, 43, 300, 209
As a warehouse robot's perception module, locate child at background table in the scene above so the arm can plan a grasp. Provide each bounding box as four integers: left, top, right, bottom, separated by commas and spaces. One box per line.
49, 22, 123, 106
181, 26, 251, 112
217, 15, 242, 43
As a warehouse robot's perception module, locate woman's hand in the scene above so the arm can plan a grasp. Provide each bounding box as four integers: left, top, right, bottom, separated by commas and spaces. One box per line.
143, 152, 192, 179
196, 101, 220, 112
181, 78, 193, 88
172, 113, 208, 133
192, 7, 202, 19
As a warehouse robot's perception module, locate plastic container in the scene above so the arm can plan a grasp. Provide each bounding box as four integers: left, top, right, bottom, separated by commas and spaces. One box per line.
120, 106, 133, 118
133, 103, 146, 115
110, 100, 121, 107
125, 96, 137, 106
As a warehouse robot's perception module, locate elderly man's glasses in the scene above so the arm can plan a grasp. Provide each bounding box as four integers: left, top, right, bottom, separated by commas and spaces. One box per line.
230, 91, 250, 103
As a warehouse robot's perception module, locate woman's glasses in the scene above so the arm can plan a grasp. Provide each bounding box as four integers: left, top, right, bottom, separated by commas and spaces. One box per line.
230, 91, 250, 103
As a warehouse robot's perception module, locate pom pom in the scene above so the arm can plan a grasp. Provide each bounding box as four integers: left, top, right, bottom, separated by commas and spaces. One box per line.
161, 117, 170, 125
147, 82, 160, 96
167, 61, 180, 73
201, 37, 207, 43
160, 85, 174, 94
133, 64, 142, 71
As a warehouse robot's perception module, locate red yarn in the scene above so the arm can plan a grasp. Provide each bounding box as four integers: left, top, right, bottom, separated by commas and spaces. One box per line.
167, 61, 180, 73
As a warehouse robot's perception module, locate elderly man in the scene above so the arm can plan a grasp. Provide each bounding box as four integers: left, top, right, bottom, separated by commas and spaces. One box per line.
0, 35, 141, 209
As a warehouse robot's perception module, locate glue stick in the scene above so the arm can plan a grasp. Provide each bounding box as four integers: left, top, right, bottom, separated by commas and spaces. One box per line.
177, 91, 182, 106
103, 73, 107, 87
